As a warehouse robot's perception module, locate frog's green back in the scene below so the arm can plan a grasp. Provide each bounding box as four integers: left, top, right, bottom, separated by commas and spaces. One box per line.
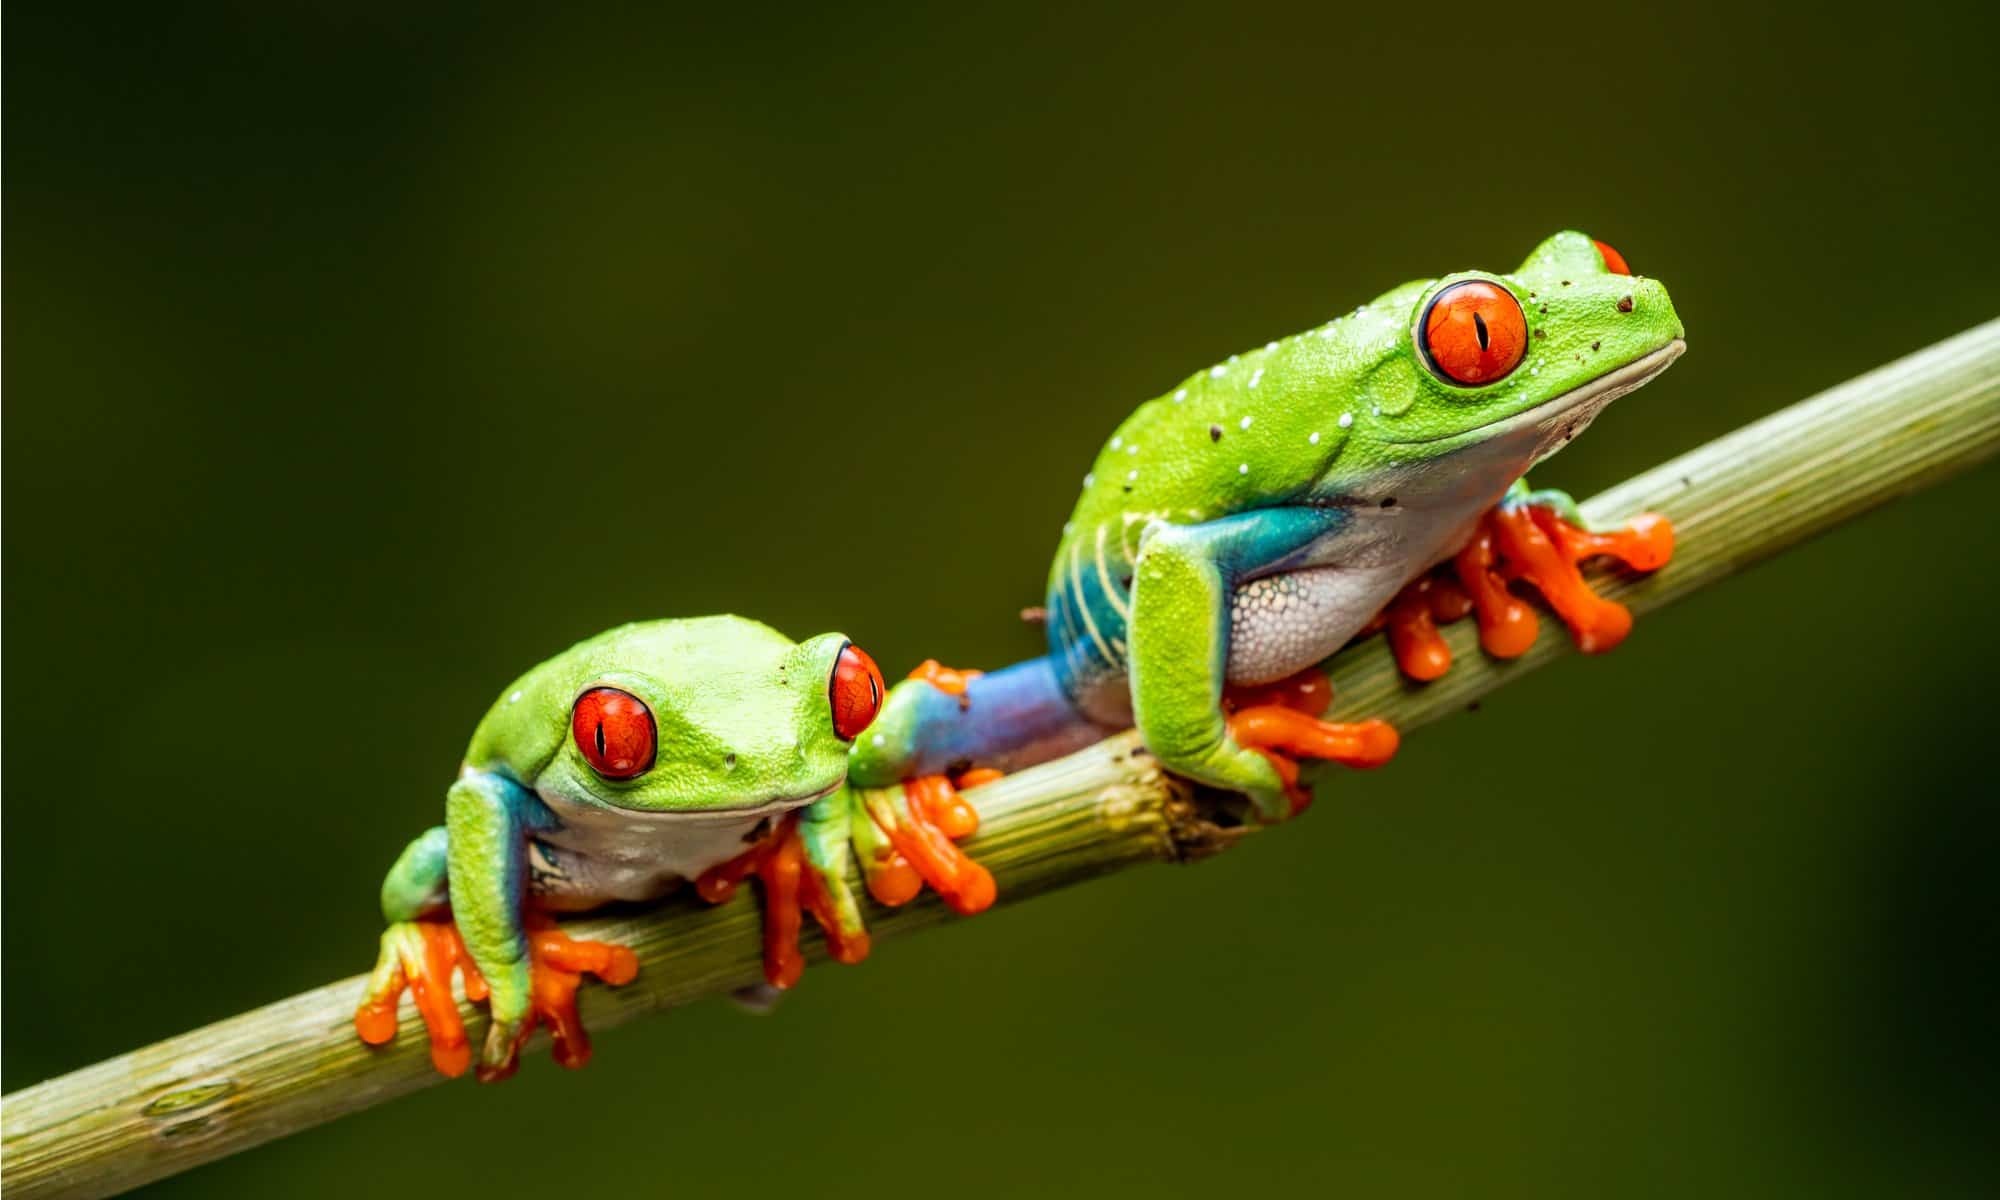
1047, 230, 1682, 589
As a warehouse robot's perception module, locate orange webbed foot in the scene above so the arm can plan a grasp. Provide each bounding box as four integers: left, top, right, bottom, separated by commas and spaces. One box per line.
1479, 500, 1675, 655
1366, 495, 1677, 679
1370, 573, 1476, 681
356, 919, 485, 1078
356, 914, 637, 1082
859, 774, 996, 914
1224, 670, 1399, 816
478, 916, 640, 1081
861, 659, 997, 909
697, 814, 846, 990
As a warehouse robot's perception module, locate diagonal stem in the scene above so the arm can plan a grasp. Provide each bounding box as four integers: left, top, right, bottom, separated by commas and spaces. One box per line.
4, 319, 1996, 1200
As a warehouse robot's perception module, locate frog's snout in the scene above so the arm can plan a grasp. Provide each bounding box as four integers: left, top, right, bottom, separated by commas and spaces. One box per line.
1622, 275, 1685, 343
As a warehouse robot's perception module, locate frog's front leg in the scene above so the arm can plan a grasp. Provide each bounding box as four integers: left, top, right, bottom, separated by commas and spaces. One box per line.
1371, 483, 1675, 679
1459, 482, 1674, 656
1128, 509, 1398, 821
355, 772, 638, 1081
697, 780, 993, 988
441, 771, 543, 1077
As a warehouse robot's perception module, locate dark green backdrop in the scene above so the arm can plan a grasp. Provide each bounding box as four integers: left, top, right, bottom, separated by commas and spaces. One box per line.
7, 4, 1997, 1196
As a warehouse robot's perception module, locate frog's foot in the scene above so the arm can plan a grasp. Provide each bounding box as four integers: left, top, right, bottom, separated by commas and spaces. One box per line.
856, 771, 997, 913
355, 919, 489, 1078
698, 812, 858, 990
1222, 670, 1399, 817
1458, 494, 1675, 657
1367, 574, 1476, 682
474, 915, 640, 1083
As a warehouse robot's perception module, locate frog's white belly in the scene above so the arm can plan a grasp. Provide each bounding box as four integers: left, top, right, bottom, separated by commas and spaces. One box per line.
526, 792, 804, 910
1225, 499, 1494, 685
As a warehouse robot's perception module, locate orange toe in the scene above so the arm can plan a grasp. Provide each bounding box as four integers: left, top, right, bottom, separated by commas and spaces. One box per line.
354, 919, 478, 1078
864, 779, 996, 915
518, 915, 640, 1071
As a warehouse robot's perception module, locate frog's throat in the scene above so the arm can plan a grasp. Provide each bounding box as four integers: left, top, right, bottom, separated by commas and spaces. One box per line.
1384, 338, 1685, 453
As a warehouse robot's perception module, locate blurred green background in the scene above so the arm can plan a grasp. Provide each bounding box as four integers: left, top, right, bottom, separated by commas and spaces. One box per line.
7, 2, 1998, 1196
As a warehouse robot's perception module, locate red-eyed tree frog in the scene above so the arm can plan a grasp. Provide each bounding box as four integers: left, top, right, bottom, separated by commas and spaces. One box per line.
849, 231, 1682, 819
353, 617, 988, 1081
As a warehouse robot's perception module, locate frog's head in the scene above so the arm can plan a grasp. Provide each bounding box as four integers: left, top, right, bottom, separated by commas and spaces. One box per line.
529, 617, 883, 817
1342, 231, 1684, 470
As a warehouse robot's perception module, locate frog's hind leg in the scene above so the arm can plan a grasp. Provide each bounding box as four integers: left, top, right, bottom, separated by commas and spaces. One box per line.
1222, 670, 1399, 815
1127, 507, 1376, 822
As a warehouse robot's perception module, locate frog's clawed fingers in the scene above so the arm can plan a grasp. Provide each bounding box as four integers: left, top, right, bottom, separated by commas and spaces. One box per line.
1370, 574, 1476, 682
697, 814, 856, 990
476, 917, 640, 1083
1472, 502, 1674, 655
1373, 500, 1676, 679
355, 919, 488, 1078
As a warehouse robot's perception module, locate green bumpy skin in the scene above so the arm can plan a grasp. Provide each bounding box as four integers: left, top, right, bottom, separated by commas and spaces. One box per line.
1067, 233, 1683, 814
360, 616, 904, 1080
855, 231, 1686, 821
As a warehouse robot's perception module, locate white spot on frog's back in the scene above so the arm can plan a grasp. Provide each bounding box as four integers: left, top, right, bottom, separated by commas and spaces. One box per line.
1248, 367, 1265, 389
509, 691, 523, 704
1174, 388, 1188, 403
1239, 463, 1250, 475
1110, 436, 1123, 450
1210, 364, 1227, 379
1239, 415, 1253, 430
1338, 412, 1354, 428
1308, 431, 1320, 445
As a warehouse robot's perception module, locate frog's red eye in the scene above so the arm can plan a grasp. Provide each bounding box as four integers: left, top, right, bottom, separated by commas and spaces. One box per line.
1593, 239, 1631, 275
829, 643, 884, 742
571, 687, 656, 779
1420, 281, 1527, 386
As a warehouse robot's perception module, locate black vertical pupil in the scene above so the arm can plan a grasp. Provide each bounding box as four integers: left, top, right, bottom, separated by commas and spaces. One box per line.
595, 722, 606, 757
1472, 310, 1490, 351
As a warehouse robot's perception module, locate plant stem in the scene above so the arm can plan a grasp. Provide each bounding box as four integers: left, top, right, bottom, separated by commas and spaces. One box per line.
5, 319, 1997, 1200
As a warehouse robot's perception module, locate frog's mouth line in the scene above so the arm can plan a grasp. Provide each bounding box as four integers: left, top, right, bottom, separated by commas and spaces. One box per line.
1383, 338, 1685, 447
585, 779, 843, 820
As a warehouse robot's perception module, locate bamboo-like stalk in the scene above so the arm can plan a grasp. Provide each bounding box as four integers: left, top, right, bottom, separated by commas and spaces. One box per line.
5, 320, 1997, 1200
